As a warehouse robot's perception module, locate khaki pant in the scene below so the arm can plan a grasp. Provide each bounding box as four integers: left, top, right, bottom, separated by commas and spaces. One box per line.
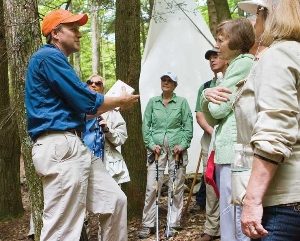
142, 142, 187, 228
32, 132, 127, 241
202, 151, 220, 236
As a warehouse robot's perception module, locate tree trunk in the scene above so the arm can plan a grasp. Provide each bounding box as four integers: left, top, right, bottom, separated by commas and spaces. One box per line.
0, 0, 23, 220
207, 0, 218, 38
91, 3, 100, 75
149, 0, 154, 18
140, 17, 147, 50
3, 0, 44, 239
115, 0, 147, 218
212, 0, 231, 23
68, 2, 82, 78
74, 52, 82, 79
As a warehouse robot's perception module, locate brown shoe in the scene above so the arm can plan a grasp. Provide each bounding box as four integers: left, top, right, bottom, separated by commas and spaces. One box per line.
198, 233, 220, 241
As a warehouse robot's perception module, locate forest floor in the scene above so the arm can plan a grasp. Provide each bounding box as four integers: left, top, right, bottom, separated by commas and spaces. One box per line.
0, 161, 220, 241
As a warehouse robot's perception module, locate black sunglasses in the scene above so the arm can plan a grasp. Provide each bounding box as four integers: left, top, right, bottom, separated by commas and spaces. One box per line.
86, 79, 103, 86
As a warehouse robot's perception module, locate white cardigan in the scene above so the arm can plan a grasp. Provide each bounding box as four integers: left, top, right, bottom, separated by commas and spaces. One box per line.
101, 109, 130, 184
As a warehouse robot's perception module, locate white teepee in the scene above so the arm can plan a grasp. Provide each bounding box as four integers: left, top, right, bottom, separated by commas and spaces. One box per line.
139, 0, 215, 173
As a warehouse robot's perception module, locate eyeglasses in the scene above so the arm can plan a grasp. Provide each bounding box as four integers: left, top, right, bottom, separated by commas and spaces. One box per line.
86, 79, 103, 86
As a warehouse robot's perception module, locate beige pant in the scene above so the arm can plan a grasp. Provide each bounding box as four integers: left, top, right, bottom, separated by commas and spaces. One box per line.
203, 151, 220, 236
32, 132, 127, 241
142, 144, 187, 228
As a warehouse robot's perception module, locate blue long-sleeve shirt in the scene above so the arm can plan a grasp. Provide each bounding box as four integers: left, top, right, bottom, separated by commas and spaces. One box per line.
25, 44, 104, 140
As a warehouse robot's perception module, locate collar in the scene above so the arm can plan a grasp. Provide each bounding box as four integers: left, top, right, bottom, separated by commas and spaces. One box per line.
156, 93, 177, 103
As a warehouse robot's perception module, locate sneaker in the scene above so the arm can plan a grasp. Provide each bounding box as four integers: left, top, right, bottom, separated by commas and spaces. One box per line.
164, 227, 179, 238
137, 226, 155, 239
197, 233, 220, 241
27, 234, 34, 241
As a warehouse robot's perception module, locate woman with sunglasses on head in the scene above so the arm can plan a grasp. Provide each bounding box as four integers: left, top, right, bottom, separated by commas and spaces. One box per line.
234, 1, 300, 240
238, 0, 278, 59
83, 74, 130, 185
138, 72, 193, 239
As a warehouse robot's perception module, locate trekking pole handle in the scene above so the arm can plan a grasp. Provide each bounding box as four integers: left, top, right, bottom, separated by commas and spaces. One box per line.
175, 153, 180, 167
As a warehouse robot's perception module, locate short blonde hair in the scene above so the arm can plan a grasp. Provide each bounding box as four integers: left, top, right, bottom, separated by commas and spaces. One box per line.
87, 74, 105, 87
262, 0, 300, 46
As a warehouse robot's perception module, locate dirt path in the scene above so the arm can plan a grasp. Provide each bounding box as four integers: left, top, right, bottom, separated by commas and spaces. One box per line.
0, 183, 219, 241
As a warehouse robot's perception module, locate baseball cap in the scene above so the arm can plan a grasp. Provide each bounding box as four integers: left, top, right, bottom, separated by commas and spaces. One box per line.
160, 71, 178, 83
42, 9, 88, 37
205, 48, 219, 60
238, 0, 278, 14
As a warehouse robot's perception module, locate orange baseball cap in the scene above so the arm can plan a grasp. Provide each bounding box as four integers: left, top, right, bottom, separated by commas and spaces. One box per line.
41, 9, 88, 37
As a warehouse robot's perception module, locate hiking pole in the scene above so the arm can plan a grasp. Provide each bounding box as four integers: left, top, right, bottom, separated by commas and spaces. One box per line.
182, 149, 203, 220
166, 153, 180, 239
155, 152, 160, 241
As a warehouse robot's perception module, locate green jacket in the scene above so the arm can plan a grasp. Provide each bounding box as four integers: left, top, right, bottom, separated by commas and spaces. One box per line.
200, 54, 254, 164
143, 93, 193, 151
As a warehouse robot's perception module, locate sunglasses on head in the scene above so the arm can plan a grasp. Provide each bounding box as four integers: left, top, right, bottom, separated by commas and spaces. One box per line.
256, 5, 267, 15
86, 79, 103, 86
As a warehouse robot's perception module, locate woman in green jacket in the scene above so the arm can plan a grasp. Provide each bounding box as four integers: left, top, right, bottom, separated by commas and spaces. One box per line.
138, 71, 193, 239
199, 18, 255, 241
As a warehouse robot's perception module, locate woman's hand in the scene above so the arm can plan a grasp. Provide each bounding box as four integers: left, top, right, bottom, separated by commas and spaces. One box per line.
173, 145, 183, 154
204, 87, 231, 104
152, 145, 161, 155
98, 119, 107, 127
241, 198, 268, 239
241, 157, 278, 239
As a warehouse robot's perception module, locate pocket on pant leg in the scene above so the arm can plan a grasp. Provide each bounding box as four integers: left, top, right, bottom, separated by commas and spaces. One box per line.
53, 134, 73, 161
32, 141, 55, 176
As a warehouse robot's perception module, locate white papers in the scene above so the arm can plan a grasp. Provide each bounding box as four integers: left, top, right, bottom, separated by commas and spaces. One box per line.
105, 80, 135, 97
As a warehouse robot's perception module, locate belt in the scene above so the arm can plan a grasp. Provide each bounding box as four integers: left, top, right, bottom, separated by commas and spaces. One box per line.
66, 129, 82, 138
33, 129, 82, 142
279, 202, 300, 211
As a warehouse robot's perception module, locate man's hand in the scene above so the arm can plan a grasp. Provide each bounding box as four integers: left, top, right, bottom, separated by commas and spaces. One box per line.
173, 145, 183, 154
119, 94, 140, 110
119, 87, 139, 110
204, 86, 231, 104
152, 145, 161, 155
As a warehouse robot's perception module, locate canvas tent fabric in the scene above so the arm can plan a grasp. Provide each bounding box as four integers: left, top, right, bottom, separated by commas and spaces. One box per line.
139, 0, 216, 173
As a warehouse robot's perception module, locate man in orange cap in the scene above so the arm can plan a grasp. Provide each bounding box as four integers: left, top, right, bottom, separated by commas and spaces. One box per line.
25, 9, 138, 241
